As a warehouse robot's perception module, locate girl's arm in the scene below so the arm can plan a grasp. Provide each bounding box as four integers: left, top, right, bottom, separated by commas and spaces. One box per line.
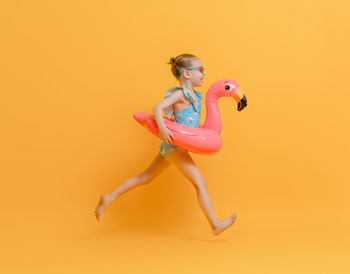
153, 90, 183, 142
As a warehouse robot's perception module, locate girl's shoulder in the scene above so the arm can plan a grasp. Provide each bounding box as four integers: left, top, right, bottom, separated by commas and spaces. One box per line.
164, 86, 184, 98
164, 86, 202, 101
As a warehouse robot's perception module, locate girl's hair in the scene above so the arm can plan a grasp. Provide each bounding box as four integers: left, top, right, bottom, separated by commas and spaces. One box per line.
167, 53, 199, 79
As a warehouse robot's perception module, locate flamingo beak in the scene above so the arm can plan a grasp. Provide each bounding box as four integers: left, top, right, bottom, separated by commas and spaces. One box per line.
231, 87, 247, 111
238, 94, 247, 111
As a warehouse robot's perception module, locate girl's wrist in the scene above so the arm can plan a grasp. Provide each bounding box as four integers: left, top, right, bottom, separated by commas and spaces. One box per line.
159, 125, 166, 131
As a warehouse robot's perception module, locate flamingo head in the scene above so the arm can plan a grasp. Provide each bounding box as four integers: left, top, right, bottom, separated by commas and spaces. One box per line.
208, 79, 247, 111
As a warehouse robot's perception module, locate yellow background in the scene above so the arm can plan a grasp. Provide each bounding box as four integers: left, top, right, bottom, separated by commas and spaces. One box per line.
1, 0, 349, 273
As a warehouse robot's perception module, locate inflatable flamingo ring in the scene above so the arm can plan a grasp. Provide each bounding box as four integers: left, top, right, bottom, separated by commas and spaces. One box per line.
133, 79, 247, 155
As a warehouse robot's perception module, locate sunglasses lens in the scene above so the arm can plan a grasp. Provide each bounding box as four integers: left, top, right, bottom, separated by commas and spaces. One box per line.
200, 66, 204, 73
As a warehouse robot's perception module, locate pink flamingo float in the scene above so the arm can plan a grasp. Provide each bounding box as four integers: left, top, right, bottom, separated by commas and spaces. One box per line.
133, 79, 247, 155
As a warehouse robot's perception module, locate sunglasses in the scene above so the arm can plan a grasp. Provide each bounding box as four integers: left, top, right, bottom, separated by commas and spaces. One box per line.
177, 66, 204, 77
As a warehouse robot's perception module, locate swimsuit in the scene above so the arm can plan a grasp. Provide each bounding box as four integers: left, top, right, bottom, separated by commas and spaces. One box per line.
160, 86, 202, 160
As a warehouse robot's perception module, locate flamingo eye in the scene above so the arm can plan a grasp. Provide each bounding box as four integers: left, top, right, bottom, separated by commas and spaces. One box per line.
225, 85, 230, 90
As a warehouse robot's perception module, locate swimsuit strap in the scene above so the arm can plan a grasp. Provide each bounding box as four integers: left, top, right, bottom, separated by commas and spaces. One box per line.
163, 86, 202, 119
183, 89, 201, 113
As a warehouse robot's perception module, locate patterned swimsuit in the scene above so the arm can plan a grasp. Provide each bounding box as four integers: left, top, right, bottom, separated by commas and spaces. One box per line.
160, 86, 202, 159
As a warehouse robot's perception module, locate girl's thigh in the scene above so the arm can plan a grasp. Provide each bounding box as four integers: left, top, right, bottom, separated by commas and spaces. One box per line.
165, 148, 206, 189
140, 152, 171, 182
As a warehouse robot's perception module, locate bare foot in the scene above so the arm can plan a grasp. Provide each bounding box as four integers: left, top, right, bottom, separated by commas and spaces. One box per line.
95, 193, 114, 221
212, 213, 237, 236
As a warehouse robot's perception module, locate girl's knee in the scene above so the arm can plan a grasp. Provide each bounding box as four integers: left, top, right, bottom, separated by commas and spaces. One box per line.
137, 173, 152, 185
193, 177, 207, 190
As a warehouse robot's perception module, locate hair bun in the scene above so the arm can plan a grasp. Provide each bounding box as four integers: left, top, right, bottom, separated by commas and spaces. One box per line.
170, 57, 176, 64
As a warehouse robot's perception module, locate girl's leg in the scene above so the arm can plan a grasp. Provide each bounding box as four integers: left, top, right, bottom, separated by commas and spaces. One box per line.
95, 153, 171, 221
165, 148, 237, 235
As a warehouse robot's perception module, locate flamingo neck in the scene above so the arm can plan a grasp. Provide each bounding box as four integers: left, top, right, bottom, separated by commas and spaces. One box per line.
203, 95, 222, 135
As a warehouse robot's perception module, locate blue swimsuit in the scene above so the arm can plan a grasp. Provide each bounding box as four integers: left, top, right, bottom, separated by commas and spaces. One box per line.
160, 86, 202, 159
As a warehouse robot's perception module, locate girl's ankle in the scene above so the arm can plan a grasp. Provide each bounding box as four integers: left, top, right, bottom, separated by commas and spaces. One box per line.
212, 220, 220, 230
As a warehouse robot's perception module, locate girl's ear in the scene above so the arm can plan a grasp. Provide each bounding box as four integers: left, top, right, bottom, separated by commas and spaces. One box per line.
184, 70, 191, 79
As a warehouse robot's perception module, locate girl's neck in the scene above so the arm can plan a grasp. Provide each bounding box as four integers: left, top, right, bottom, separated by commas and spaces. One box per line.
179, 82, 194, 93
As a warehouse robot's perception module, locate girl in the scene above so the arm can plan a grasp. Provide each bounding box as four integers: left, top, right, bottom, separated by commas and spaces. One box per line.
95, 54, 237, 236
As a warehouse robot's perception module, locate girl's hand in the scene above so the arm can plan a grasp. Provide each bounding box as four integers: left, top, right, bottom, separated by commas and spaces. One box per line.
159, 127, 175, 144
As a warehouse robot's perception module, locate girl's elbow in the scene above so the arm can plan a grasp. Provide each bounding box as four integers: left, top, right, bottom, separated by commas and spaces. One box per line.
153, 104, 164, 111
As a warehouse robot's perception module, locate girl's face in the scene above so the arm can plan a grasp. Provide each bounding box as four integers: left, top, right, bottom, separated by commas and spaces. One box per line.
183, 59, 206, 87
